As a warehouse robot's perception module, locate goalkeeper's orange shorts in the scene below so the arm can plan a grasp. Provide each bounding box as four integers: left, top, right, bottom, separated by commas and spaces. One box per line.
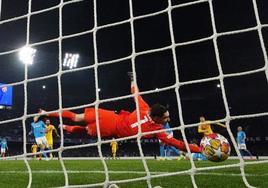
84, 108, 118, 137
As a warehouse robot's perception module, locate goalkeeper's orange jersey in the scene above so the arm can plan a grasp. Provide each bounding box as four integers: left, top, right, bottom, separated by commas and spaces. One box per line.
83, 84, 201, 153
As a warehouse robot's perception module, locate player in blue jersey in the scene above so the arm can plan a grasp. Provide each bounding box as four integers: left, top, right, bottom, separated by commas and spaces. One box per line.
29, 115, 49, 160
159, 123, 182, 160
237, 126, 253, 159
0, 138, 8, 159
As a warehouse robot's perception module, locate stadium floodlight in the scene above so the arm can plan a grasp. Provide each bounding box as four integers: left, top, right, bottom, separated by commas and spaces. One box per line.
63, 53, 79, 69
18, 46, 37, 65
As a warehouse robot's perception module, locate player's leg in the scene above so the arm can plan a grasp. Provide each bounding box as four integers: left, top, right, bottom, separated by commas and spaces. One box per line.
159, 142, 165, 160
36, 137, 48, 160
35, 138, 42, 160
239, 149, 245, 158
243, 144, 253, 158
112, 148, 116, 160
166, 146, 171, 159
32, 149, 36, 159
170, 146, 180, 156
238, 143, 253, 158
38, 147, 42, 160
237, 144, 245, 158
48, 143, 53, 159
243, 149, 253, 159
38, 144, 48, 159
44, 107, 116, 127
84, 108, 118, 137
1, 149, 6, 158
43, 138, 53, 160
60, 124, 87, 134
40, 109, 85, 122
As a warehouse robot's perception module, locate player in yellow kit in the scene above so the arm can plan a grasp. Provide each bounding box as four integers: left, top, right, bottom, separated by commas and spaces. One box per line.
110, 138, 118, 160
198, 116, 226, 136
31, 143, 38, 159
45, 119, 60, 158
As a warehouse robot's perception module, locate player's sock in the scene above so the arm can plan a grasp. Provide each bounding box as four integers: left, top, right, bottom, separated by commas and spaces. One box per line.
159, 145, 165, 158
62, 125, 86, 133
48, 111, 76, 121
166, 146, 171, 158
40, 148, 48, 158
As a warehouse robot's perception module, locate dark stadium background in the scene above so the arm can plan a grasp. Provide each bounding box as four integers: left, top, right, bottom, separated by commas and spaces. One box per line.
0, 0, 268, 157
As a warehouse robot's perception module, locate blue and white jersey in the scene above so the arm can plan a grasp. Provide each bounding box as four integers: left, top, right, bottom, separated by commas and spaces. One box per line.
237, 131, 246, 144
162, 123, 173, 137
31, 121, 46, 138
1, 140, 7, 149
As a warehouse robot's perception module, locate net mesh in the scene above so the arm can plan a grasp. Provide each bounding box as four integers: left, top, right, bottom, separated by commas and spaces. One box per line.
0, 0, 267, 187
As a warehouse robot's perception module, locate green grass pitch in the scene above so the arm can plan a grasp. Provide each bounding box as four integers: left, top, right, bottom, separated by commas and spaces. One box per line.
0, 159, 267, 188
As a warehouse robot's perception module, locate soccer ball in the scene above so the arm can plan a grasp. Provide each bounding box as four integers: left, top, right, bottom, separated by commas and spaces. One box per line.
200, 133, 230, 162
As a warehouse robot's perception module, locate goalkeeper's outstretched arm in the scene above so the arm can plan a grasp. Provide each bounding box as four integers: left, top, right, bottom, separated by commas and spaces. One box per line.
128, 72, 150, 112
156, 131, 201, 153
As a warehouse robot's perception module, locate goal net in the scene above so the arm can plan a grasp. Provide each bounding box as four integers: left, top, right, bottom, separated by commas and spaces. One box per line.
0, 0, 267, 187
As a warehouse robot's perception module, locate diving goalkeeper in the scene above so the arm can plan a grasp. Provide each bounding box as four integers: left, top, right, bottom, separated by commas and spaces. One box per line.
40, 73, 200, 153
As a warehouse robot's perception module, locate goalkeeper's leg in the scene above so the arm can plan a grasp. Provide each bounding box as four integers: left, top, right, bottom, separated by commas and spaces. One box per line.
61, 125, 87, 134
40, 109, 85, 122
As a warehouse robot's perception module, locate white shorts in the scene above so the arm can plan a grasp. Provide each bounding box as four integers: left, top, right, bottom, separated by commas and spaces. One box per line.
238, 143, 247, 150
1, 148, 6, 153
35, 136, 49, 148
